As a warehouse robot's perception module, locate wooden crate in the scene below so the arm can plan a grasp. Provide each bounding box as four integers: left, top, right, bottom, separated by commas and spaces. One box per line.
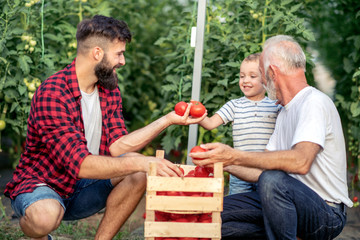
144, 150, 224, 240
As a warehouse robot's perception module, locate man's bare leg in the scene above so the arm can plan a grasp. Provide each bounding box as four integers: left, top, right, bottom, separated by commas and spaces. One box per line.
95, 172, 146, 240
19, 199, 64, 240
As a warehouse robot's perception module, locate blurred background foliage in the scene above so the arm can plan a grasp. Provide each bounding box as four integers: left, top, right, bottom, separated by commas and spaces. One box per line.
0, 0, 359, 192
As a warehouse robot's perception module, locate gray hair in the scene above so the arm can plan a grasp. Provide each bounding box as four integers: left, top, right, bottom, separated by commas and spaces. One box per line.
263, 35, 306, 76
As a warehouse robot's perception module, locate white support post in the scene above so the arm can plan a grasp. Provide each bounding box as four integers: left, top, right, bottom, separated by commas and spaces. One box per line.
186, 0, 207, 164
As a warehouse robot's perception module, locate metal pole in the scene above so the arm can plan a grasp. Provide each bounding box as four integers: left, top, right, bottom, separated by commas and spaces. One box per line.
186, 0, 207, 164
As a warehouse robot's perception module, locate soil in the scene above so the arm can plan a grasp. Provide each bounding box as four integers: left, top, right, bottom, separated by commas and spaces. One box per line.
1, 168, 360, 240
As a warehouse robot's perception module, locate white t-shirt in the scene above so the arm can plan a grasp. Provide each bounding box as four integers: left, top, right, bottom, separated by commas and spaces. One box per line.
266, 86, 352, 207
80, 85, 102, 155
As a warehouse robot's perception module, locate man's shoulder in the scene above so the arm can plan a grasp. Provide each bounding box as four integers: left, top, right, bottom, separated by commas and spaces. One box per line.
39, 63, 75, 95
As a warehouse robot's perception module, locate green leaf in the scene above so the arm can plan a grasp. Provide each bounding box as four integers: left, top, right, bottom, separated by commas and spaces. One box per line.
18, 55, 32, 75
350, 102, 360, 117
353, 70, 360, 78
281, 0, 293, 6
18, 84, 27, 95
343, 58, 353, 74
302, 30, 315, 42
290, 3, 302, 13
224, 61, 239, 68
285, 23, 296, 33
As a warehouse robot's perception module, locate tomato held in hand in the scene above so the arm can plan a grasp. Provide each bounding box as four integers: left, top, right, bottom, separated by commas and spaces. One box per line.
190, 146, 207, 160
174, 101, 188, 116
190, 101, 206, 118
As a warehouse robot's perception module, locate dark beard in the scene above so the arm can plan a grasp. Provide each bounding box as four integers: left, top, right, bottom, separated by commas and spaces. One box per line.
94, 57, 119, 90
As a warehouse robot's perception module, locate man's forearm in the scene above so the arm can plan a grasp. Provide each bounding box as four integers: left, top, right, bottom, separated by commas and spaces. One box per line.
78, 154, 147, 179
224, 165, 263, 182
109, 115, 171, 156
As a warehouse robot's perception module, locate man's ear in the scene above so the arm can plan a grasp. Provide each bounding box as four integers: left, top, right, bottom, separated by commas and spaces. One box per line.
92, 46, 103, 61
268, 65, 277, 82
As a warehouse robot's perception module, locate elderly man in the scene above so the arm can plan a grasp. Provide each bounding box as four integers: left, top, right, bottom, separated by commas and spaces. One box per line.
190, 35, 352, 239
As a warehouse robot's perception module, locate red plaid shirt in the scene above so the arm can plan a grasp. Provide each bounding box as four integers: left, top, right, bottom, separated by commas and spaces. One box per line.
4, 59, 128, 199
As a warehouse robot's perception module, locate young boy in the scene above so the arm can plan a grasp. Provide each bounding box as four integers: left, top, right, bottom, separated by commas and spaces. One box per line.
199, 53, 282, 195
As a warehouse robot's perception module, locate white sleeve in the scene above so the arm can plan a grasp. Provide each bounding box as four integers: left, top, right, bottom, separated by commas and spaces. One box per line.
292, 99, 326, 149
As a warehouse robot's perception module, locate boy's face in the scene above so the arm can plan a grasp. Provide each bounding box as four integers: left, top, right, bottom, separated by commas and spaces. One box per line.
239, 60, 266, 101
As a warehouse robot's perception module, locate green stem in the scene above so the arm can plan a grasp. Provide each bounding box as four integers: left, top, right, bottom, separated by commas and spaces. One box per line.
41, 0, 45, 59
261, 0, 270, 45
197, 126, 205, 145
79, 1, 83, 22
1, 14, 8, 41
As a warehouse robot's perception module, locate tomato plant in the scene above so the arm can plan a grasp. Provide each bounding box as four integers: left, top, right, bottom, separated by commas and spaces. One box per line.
174, 101, 188, 116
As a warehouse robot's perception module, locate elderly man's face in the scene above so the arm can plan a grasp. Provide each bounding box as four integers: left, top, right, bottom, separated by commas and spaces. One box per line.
259, 53, 277, 100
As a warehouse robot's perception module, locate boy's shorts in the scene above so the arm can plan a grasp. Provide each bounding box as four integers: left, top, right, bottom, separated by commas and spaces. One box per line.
11, 179, 113, 220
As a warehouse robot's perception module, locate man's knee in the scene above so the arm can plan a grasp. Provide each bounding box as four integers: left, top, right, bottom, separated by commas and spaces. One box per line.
258, 170, 288, 196
21, 199, 64, 235
129, 172, 147, 190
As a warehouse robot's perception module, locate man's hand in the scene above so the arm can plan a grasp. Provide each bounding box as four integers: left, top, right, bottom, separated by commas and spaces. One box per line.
166, 103, 207, 126
146, 157, 184, 177
189, 142, 238, 167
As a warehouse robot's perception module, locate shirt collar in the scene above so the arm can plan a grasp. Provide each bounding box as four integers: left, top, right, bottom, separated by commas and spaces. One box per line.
65, 59, 82, 99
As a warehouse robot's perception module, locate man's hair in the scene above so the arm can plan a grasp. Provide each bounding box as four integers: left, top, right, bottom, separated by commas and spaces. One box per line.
263, 35, 306, 76
243, 52, 261, 63
76, 15, 132, 54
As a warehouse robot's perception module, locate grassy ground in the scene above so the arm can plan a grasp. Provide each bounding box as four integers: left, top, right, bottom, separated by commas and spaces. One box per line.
0, 195, 145, 240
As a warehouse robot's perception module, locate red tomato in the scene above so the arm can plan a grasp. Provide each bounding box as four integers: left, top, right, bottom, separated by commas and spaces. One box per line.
157, 191, 167, 196
190, 146, 207, 160
185, 170, 195, 177
354, 196, 358, 202
179, 167, 185, 175
202, 192, 213, 197
174, 101, 188, 116
194, 166, 209, 177
186, 214, 199, 222
167, 191, 181, 196
170, 213, 185, 220
199, 213, 212, 223
190, 101, 206, 118
155, 211, 170, 222
175, 217, 189, 222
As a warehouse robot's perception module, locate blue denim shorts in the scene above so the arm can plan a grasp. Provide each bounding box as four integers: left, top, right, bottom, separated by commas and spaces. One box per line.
11, 179, 113, 221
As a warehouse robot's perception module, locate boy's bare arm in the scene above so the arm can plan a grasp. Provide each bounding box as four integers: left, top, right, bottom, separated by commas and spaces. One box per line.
199, 113, 224, 130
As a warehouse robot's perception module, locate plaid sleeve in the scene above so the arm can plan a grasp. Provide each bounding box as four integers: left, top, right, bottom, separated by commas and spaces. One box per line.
107, 93, 128, 147
34, 91, 90, 179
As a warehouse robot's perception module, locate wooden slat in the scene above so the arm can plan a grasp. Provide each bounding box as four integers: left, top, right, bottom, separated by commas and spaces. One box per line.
144, 222, 221, 238
145, 152, 224, 240
147, 176, 223, 192
146, 195, 223, 212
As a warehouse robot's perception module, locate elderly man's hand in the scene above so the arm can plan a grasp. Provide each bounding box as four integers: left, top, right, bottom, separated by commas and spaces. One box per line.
189, 142, 237, 167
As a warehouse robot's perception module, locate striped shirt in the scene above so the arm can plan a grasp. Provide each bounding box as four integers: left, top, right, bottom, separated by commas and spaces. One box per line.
217, 96, 281, 194
217, 96, 281, 152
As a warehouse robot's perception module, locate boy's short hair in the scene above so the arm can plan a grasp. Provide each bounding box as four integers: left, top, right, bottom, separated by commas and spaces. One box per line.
243, 52, 261, 62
